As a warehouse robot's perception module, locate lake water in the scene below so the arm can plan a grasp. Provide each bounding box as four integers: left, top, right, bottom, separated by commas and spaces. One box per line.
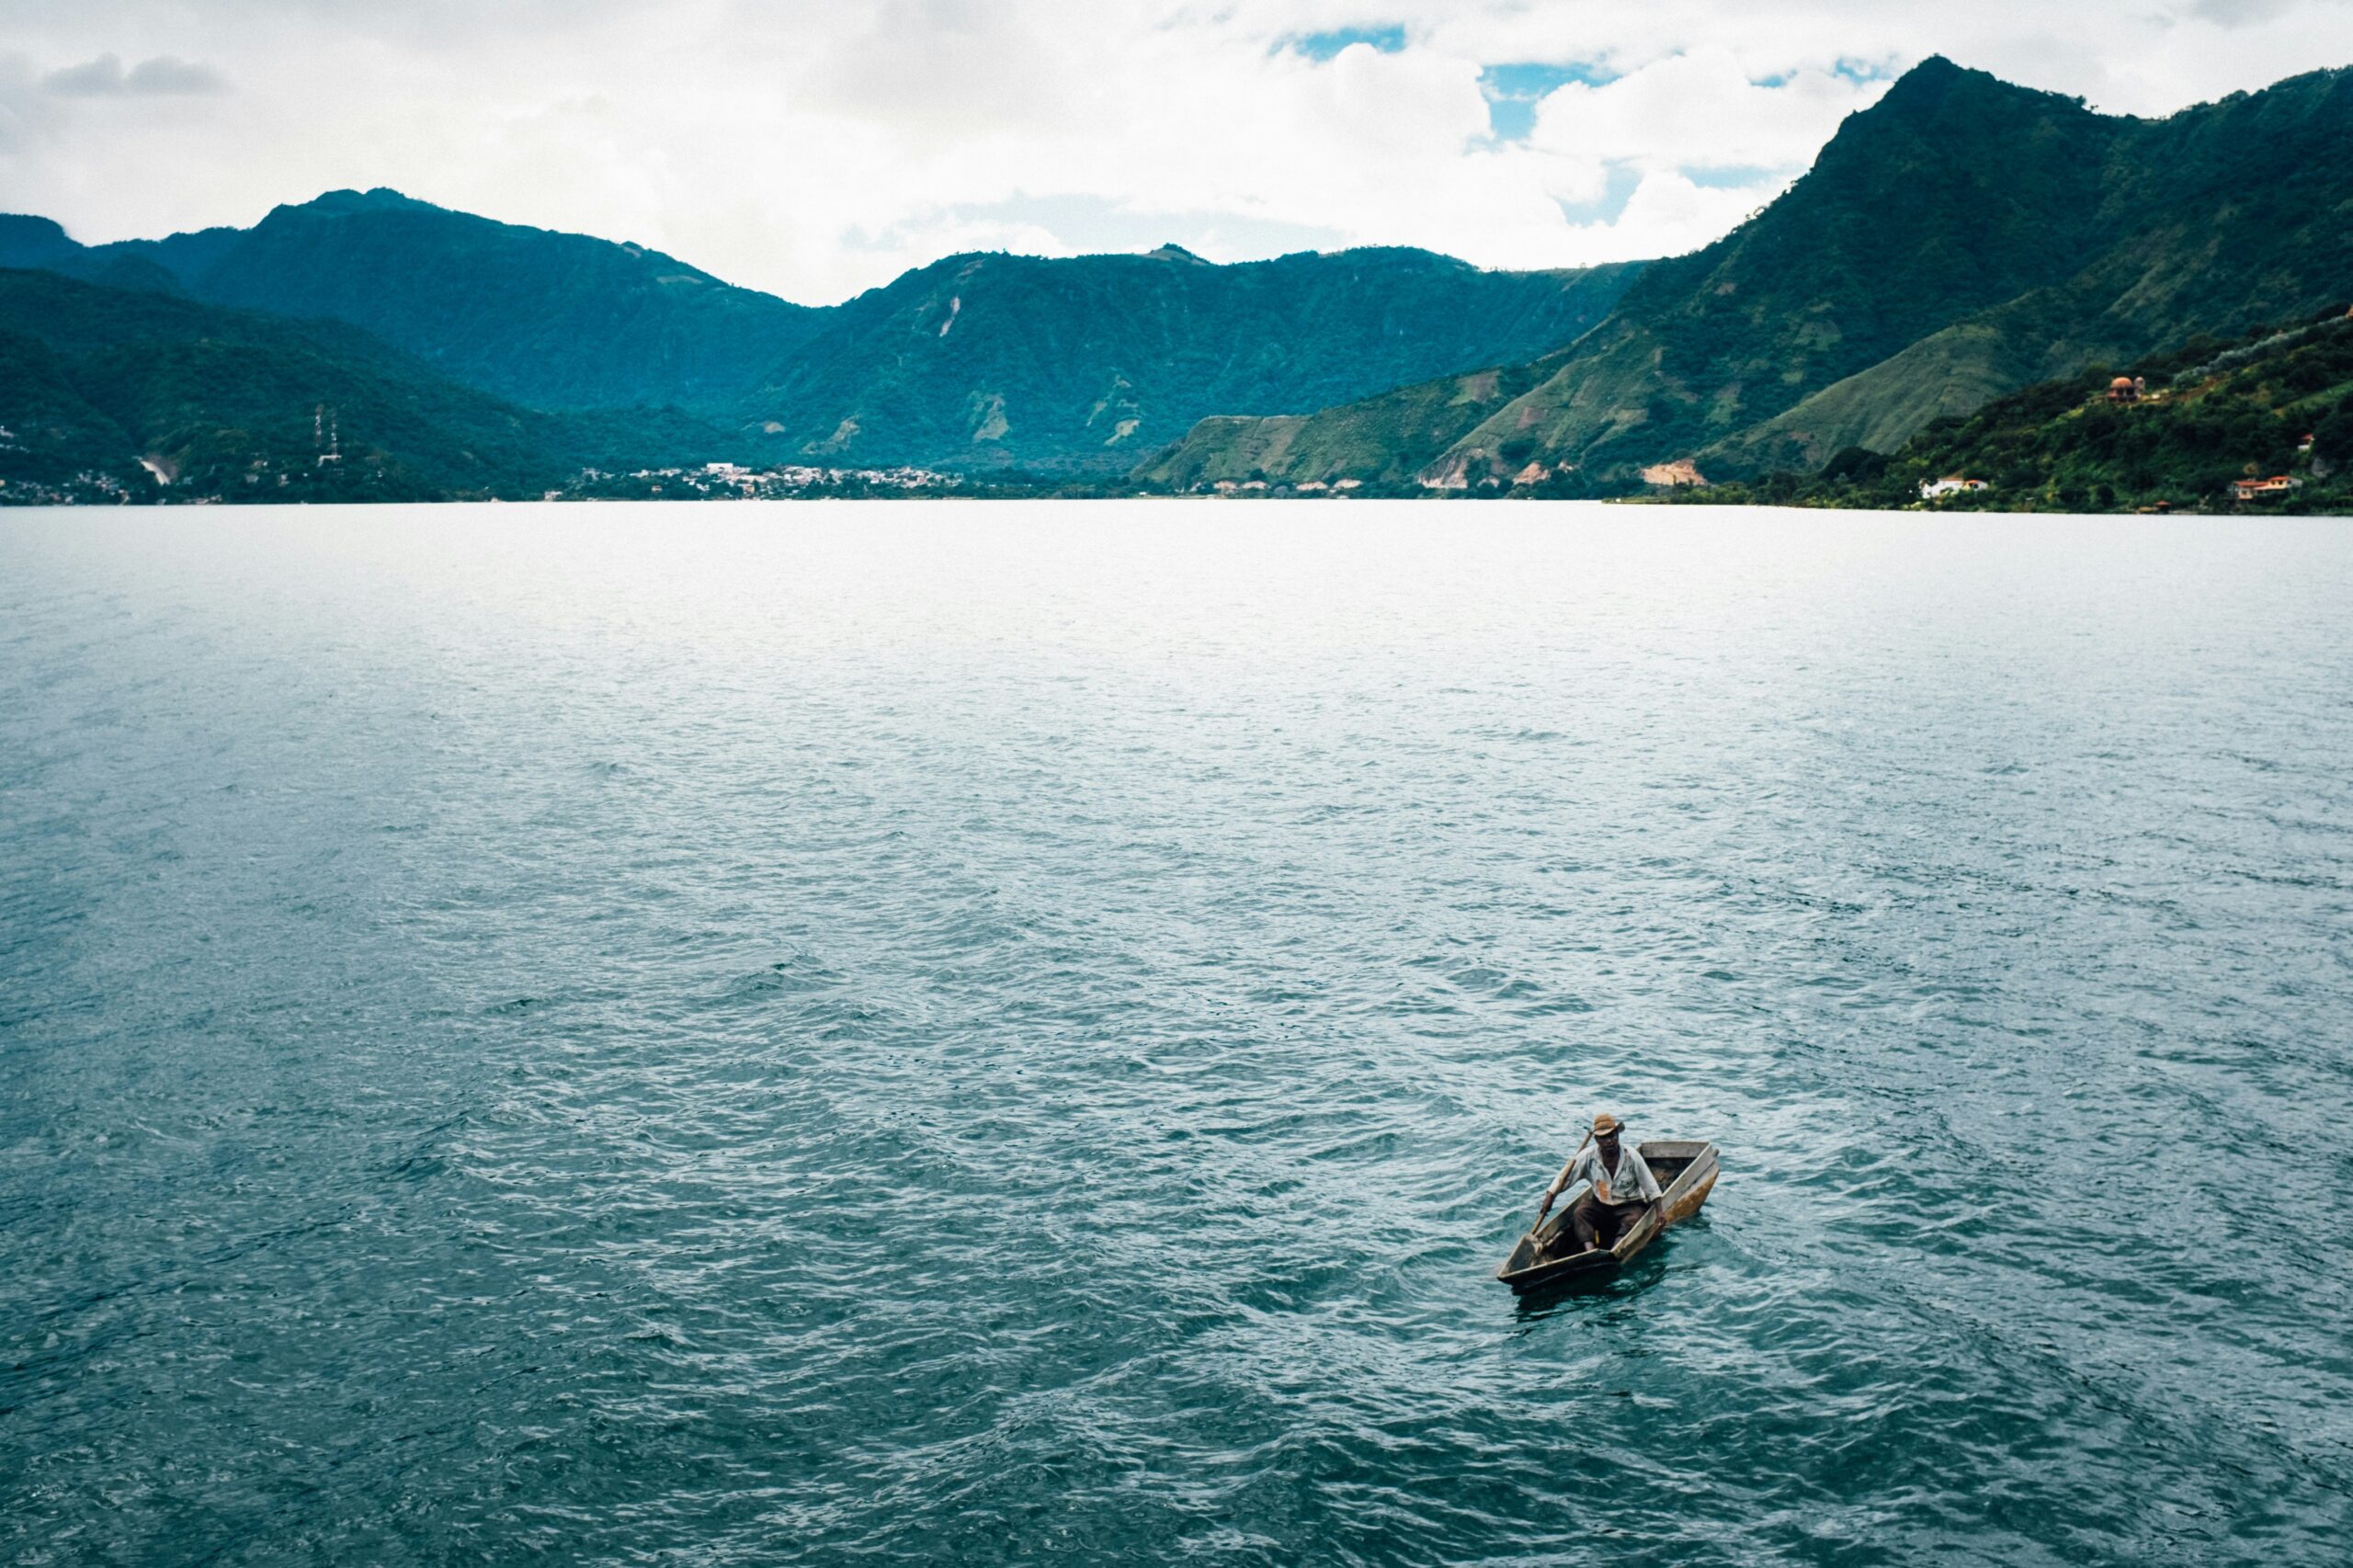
3, 504, 2349, 1566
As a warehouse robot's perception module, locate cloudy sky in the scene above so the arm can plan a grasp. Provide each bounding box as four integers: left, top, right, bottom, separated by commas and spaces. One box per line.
2, 1, 2347, 303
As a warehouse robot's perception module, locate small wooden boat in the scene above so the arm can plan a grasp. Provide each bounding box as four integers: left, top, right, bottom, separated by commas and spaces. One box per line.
1495, 1140, 1719, 1292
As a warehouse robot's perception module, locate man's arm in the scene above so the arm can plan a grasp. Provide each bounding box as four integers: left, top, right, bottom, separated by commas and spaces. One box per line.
1538, 1148, 1590, 1214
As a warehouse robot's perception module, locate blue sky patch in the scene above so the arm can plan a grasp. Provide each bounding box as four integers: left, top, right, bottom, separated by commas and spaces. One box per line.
1479, 62, 1619, 142
1752, 58, 1893, 88
1287, 27, 1408, 61
1683, 165, 1779, 189
1553, 164, 1644, 227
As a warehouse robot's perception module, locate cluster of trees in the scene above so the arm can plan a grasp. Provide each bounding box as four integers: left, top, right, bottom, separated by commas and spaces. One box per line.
1673, 312, 2353, 514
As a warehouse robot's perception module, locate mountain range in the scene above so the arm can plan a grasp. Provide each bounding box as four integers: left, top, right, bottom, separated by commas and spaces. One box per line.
735, 245, 1637, 471
1148, 57, 2353, 494
5, 54, 2351, 506
0, 190, 825, 415
0, 191, 1635, 487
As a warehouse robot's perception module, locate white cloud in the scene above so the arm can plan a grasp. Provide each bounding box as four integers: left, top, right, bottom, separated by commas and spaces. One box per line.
0, 54, 65, 153
1528, 50, 1884, 174
0, 1, 2348, 301
43, 52, 228, 96
1589, 168, 1793, 263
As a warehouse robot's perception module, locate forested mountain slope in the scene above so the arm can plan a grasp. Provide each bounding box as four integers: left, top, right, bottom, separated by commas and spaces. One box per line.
0, 191, 824, 415
0, 268, 729, 504
1699, 64, 2353, 477
1688, 310, 2353, 512
1131, 356, 1569, 489
737, 247, 1640, 472
0, 196, 1643, 473
1145, 58, 2353, 494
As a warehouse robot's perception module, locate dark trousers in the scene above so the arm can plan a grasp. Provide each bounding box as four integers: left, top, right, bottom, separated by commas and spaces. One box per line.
1573, 1200, 1646, 1254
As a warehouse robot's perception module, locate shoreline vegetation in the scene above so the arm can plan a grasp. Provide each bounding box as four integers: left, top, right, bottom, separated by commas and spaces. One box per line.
8, 57, 2353, 515
1652, 310, 2353, 517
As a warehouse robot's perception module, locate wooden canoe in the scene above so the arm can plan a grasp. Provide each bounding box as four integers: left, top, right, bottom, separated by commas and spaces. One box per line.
1495, 1140, 1719, 1292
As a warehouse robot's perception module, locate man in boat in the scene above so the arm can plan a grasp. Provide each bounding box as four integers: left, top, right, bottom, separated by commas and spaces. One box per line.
1536, 1112, 1663, 1254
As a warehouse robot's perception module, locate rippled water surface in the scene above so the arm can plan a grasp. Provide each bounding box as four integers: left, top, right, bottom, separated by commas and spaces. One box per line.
4, 505, 2350, 1566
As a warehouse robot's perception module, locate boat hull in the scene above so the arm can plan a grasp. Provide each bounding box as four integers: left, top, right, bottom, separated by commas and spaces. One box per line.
1495, 1140, 1718, 1292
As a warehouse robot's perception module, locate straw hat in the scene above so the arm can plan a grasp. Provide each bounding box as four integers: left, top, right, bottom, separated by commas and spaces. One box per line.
1592, 1112, 1621, 1136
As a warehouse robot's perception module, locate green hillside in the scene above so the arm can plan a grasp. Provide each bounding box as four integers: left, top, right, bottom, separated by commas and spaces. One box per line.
740, 247, 1641, 472
1, 198, 1646, 473
0, 268, 733, 504
0, 326, 144, 496
0, 190, 830, 415
1133, 356, 1567, 489
1680, 310, 2353, 512
1152, 58, 2353, 494
1688, 307, 2069, 476
1441, 60, 2125, 482
1698, 66, 2353, 479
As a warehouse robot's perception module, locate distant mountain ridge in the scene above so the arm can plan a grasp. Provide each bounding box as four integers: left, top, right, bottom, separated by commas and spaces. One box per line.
0, 190, 826, 415
1149, 57, 2353, 493
13, 54, 2353, 503
0, 267, 733, 504
0, 192, 1643, 473
741, 247, 1640, 471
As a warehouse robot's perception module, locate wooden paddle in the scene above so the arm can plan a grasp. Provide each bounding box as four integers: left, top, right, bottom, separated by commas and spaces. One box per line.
1527, 1129, 1595, 1257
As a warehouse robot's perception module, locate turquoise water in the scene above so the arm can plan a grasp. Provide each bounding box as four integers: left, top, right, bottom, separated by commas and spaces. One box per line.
3, 505, 2349, 1566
